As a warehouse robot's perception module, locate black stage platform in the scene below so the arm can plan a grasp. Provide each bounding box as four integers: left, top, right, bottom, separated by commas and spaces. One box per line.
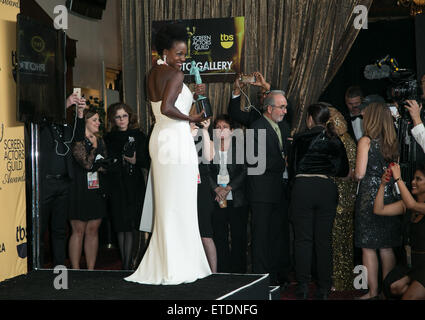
0, 270, 270, 300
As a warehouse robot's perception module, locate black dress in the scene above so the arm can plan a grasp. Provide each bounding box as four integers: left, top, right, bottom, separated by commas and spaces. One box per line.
354, 138, 402, 249
103, 129, 149, 232
408, 214, 425, 287
194, 134, 214, 238
68, 137, 107, 221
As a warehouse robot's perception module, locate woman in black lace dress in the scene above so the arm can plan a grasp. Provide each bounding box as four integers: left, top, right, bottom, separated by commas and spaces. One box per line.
69, 108, 107, 270
354, 102, 401, 299
104, 103, 149, 270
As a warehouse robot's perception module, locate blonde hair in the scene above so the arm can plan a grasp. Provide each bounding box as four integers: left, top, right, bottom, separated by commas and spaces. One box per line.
328, 107, 347, 136
363, 102, 399, 161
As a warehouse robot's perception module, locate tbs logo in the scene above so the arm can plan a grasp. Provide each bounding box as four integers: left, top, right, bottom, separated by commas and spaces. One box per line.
220, 34, 234, 49
16, 226, 27, 259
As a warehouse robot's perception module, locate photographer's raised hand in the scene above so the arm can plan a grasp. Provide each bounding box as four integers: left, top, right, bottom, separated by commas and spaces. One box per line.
405, 100, 422, 126
251, 72, 271, 91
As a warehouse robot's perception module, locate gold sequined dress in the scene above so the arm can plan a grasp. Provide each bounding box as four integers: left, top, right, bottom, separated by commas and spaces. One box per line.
331, 133, 357, 291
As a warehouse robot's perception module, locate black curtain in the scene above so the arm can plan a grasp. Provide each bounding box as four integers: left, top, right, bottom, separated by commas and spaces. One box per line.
320, 18, 417, 113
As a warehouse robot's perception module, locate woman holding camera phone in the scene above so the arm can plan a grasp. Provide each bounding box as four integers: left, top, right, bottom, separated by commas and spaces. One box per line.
374, 163, 425, 300
104, 103, 149, 270
69, 108, 107, 270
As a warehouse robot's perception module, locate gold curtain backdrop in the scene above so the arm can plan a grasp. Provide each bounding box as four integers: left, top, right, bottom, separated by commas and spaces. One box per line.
121, 0, 373, 134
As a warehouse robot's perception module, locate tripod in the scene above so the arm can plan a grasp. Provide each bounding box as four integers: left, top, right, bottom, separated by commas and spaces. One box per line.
398, 116, 417, 190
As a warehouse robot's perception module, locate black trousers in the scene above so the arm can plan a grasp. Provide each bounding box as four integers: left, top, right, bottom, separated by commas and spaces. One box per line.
251, 184, 291, 283
40, 178, 70, 266
212, 202, 248, 273
290, 177, 337, 291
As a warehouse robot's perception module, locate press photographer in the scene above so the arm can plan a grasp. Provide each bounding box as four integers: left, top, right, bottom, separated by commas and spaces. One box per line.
39, 93, 86, 267
405, 98, 425, 153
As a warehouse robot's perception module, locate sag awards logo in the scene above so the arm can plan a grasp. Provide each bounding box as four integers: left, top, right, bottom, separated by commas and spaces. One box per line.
16, 225, 27, 259
2, 137, 26, 185
192, 35, 211, 51
220, 33, 234, 49
0, 242, 5, 254
0, 123, 3, 191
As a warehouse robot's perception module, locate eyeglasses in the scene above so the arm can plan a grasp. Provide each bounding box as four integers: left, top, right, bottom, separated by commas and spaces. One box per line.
272, 105, 287, 110
114, 114, 129, 120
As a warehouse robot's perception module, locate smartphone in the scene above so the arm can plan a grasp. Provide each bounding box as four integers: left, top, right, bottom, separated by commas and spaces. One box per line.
388, 105, 400, 119
239, 74, 256, 83
73, 87, 82, 99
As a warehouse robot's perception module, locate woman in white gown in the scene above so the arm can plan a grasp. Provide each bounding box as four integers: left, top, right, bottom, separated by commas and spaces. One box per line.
125, 24, 211, 285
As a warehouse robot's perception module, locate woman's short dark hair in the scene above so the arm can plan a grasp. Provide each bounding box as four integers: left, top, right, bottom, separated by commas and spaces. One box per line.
416, 163, 425, 177
213, 114, 235, 130
107, 102, 139, 131
307, 103, 337, 138
155, 24, 188, 56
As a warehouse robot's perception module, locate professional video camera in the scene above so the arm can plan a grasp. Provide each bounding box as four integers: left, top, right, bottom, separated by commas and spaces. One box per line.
364, 55, 425, 190
364, 55, 424, 119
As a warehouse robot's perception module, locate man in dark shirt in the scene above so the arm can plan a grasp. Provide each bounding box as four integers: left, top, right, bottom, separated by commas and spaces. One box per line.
39, 93, 86, 267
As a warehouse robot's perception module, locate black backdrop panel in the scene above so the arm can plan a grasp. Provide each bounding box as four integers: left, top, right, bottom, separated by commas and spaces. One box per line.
320, 18, 417, 112
415, 15, 425, 80
66, 0, 107, 20
16, 14, 66, 124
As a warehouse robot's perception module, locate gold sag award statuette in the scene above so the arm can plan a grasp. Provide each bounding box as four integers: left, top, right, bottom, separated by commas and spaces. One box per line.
186, 26, 196, 59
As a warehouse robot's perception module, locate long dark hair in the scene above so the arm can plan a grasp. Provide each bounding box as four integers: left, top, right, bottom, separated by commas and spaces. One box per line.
307, 103, 337, 138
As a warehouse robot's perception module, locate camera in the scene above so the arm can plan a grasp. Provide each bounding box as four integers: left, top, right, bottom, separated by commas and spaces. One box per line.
239, 74, 256, 83
122, 136, 136, 175
387, 77, 424, 119
123, 136, 136, 157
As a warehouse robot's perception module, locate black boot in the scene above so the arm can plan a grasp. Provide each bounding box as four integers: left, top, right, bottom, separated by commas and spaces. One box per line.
315, 287, 329, 300
295, 283, 309, 300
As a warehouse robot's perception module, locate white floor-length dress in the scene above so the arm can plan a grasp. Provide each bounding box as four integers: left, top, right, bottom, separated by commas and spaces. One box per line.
125, 83, 211, 285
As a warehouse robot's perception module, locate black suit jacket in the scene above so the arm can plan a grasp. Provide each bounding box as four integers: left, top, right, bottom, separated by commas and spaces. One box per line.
39, 118, 85, 190
247, 116, 290, 204
343, 111, 357, 142
208, 140, 248, 208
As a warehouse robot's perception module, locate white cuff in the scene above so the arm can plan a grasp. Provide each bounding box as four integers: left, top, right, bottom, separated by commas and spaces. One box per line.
411, 123, 424, 136
232, 91, 241, 99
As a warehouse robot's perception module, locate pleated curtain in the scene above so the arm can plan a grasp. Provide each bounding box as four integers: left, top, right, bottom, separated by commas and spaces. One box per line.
121, 0, 373, 134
